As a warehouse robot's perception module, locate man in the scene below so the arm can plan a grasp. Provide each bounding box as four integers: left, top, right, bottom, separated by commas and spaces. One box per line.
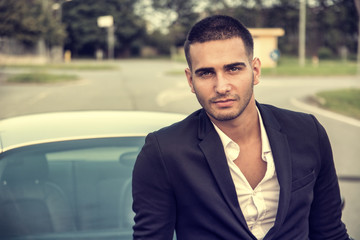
132, 15, 349, 240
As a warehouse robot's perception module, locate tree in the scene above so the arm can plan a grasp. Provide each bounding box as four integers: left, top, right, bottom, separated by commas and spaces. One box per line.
229, 0, 357, 59
62, 0, 147, 58
0, 0, 43, 45
306, 0, 357, 59
0, 0, 66, 47
151, 0, 199, 46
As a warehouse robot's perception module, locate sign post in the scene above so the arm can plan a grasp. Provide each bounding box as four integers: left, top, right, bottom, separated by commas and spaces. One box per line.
97, 15, 115, 59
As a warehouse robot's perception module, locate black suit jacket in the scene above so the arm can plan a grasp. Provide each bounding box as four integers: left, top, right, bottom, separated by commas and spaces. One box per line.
132, 103, 349, 240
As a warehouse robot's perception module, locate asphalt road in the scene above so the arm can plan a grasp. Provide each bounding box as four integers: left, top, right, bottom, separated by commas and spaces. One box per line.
1, 59, 360, 238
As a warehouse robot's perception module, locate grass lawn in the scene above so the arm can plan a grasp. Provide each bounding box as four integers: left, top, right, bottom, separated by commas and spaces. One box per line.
2, 60, 117, 83
315, 88, 360, 120
1, 61, 118, 71
262, 57, 357, 76
7, 72, 78, 83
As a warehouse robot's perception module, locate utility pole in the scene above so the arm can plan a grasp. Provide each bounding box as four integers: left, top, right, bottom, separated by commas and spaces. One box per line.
108, 25, 115, 59
51, 0, 72, 62
299, 0, 306, 67
355, 0, 360, 76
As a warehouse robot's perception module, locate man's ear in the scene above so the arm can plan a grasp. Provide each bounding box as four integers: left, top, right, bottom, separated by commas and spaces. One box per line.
252, 57, 261, 85
185, 68, 195, 93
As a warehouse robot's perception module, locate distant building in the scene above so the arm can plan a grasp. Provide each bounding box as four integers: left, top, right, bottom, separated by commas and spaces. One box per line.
249, 28, 285, 68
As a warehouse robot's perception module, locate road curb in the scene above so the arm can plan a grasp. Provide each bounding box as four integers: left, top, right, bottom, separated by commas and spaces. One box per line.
291, 97, 360, 128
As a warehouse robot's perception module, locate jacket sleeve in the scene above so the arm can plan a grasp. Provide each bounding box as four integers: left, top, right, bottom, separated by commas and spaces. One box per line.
308, 116, 349, 240
132, 132, 176, 240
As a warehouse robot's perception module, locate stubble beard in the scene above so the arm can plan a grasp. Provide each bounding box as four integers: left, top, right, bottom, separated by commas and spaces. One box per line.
207, 92, 252, 122
196, 76, 255, 122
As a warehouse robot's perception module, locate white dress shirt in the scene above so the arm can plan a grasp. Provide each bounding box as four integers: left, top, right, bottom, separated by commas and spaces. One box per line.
212, 108, 280, 239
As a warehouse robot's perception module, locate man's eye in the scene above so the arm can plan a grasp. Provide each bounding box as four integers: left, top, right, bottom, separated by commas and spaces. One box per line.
228, 67, 240, 72
199, 72, 213, 78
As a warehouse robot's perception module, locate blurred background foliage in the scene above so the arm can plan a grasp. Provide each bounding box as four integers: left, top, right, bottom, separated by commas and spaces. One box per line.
0, 0, 66, 47
0, 0, 358, 59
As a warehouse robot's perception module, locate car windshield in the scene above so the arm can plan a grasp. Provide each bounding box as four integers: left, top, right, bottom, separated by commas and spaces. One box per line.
0, 136, 145, 240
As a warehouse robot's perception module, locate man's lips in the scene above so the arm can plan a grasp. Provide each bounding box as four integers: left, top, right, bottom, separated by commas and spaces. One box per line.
213, 98, 234, 103
211, 98, 236, 107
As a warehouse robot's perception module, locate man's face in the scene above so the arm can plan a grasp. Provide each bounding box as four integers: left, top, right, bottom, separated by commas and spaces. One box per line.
185, 37, 261, 123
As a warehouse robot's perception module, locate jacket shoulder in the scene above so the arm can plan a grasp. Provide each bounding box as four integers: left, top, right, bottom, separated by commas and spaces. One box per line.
259, 103, 319, 130
154, 109, 203, 137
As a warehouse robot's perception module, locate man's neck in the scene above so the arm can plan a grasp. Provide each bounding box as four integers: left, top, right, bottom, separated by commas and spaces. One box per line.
211, 101, 260, 145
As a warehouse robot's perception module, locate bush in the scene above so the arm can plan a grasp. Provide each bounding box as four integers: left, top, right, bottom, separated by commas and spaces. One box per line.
318, 47, 335, 59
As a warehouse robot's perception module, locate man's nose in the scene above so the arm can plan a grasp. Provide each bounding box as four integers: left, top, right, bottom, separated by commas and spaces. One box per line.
215, 74, 231, 94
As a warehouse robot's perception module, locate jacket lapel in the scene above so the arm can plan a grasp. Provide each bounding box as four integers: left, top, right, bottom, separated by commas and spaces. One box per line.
196, 105, 293, 239
257, 104, 292, 239
197, 110, 253, 236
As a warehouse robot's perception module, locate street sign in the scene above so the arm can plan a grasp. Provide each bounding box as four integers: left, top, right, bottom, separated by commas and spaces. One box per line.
270, 49, 280, 62
97, 15, 114, 28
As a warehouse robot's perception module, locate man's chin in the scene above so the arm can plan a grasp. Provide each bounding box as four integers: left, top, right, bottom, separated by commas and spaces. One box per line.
207, 110, 240, 122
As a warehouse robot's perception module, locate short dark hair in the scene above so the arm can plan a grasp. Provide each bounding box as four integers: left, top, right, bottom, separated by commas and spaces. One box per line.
184, 15, 254, 69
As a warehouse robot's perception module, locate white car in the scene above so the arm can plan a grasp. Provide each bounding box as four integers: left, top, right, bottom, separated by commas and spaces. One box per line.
0, 111, 185, 240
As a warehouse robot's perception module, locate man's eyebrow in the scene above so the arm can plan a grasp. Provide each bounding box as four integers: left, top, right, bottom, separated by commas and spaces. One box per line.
194, 67, 214, 75
224, 62, 247, 69
194, 62, 247, 75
